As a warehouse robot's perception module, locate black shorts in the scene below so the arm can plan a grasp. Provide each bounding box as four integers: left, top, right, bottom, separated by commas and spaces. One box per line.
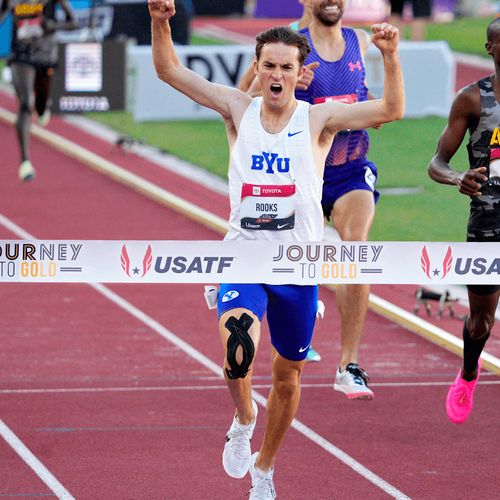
9, 34, 58, 69
466, 233, 500, 296
390, 0, 432, 18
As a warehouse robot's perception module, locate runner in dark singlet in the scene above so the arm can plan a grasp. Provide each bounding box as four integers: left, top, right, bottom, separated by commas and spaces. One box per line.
429, 17, 500, 425
0, 0, 77, 180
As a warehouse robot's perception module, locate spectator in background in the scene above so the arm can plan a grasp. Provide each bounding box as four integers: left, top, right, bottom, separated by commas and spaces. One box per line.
0, 0, 78, 181
389, 0, 432, 41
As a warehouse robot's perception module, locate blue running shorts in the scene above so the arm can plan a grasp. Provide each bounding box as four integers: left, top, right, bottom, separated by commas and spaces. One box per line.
321, 158, 379, 219
218, 283, 318, 361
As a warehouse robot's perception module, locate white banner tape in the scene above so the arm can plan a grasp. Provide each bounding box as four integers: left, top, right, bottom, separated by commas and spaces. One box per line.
0, 240, 499, 284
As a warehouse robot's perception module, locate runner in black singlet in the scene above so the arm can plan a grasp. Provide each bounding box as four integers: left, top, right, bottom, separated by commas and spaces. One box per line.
0, 0, 77, 181
429, 17, 500, 425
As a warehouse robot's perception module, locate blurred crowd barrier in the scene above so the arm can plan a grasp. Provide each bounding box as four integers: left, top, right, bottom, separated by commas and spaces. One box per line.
253, 0, 387, 23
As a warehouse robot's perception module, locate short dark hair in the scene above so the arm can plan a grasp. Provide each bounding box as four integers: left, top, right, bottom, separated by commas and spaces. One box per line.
255, 26, 310, 66
487, 17, 500, 42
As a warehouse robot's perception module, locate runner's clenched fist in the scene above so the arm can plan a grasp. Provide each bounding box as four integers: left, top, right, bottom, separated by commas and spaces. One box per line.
148, 0, 176, 21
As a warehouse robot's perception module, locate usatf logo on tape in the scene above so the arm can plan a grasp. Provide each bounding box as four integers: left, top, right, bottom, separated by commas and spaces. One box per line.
120, 244, 234, 278
420, 245, 500, 280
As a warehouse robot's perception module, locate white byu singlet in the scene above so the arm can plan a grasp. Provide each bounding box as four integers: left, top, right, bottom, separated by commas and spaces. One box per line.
225, 97, 324, 241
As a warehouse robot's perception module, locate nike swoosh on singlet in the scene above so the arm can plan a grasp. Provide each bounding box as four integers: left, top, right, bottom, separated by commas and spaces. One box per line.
288, 130, 303, 137
299, 345, 310, 353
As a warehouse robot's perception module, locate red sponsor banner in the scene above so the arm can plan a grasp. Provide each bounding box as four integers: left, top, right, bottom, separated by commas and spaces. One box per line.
490, 147, 500, 160
241, 183, 296, 199
314, 94, 358, 105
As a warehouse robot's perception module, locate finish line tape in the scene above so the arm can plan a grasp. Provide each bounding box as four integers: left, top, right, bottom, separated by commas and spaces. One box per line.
1, 240, 500, 285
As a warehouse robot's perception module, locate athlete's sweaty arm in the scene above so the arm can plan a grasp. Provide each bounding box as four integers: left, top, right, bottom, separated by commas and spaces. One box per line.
428, 85, 487, 196
314, 23, 404, 134
149, 0, 250, 122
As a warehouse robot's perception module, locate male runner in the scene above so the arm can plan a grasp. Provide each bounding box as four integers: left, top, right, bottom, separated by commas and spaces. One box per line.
429, 17, 500, 424
149, 0, 404, 496
0, 0, 77, 180
239, 0, 323, 364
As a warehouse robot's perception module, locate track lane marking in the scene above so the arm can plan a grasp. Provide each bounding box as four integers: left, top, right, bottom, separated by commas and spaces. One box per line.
0, 420, 75, 499
1, 379, 500, 395
93, 284, 411, 500
0, 212, 410, 499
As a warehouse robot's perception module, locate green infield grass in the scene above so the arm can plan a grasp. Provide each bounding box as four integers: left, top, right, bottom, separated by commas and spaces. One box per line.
425, 17, 489, 55
356, 16, 491, 56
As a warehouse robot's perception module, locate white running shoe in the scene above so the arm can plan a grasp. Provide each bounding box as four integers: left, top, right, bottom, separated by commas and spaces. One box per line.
222, 400, 258, 478
37, 109, 51, 127
305, 345, 321, 362
249, 452, 276, 500
334, 363, 374, 400
18, 160, 36, 181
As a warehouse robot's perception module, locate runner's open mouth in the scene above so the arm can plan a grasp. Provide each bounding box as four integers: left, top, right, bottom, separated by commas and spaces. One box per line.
270, 83, 283, 95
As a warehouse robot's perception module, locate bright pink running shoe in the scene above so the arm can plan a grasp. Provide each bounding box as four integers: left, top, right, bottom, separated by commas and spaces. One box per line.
445, 362, 481, 424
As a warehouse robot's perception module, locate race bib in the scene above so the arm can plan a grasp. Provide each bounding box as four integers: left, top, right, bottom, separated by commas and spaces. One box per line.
240, 183, 296, 231
314, 94, 358, 105
17, 18, 43, 40
489, 146, 500, 186
315, 94, 358, 133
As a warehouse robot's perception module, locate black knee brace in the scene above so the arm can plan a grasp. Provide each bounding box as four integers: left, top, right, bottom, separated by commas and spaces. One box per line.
225, 313, 255, 380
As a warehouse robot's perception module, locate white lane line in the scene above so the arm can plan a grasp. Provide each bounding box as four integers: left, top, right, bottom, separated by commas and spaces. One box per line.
0, 213, 33, 239
0, 420, 75, 499
2, 379, 500, 395
369, 294, 500, 374
0, 212, 410, 499
93, 283, 411, 500
0, 216, 76, 498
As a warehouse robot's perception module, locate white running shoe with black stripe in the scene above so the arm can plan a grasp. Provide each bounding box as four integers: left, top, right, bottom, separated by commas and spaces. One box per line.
222, 400, 258, 478
334, 363, 374, 400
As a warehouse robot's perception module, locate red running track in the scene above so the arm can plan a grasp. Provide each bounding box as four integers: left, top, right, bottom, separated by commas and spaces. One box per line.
1, 97, 500, 498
